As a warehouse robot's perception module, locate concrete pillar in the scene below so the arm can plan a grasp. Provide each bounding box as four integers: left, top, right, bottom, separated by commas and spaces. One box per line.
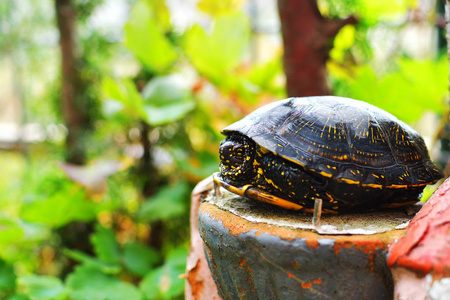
190, 177, 418, 299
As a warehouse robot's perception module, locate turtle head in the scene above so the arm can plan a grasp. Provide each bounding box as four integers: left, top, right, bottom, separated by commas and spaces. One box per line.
219, 134, 256, 183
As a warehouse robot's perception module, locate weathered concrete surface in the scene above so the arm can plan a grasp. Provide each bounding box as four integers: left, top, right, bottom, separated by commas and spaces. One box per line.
185, 177, 220, 300
209, 187, 420, 235
388, 178, 450, 299
199, 200, 406, 299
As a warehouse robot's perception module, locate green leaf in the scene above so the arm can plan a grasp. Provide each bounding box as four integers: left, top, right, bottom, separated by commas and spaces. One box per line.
334, 58, 447, 124
359, 0, 416, 23
139, 246, 187, 299
197, 0, 245, 16
330, 25, 356, 63
66, 266, 142, 300
18, 275, 65, 300
64, 249, 121, 274
20, 186, 98, 228
166, 246, 189, 268
102, 78, 146, 121
7, 295, 30, 300
246, 57, 284, 93
141, 74, 195, 126
142, 74, 191, 105
147, 0, 171, 32
184, 11, 250, 81
137, 182, 189, 223
172, 149, 219, 179
144, 102, 195, 126
0, 259, 16, 292
91, 225, 121, 264
123, 242, 161, 276
124, 0, 178, 73
0, 216, 25, 244
318, 0, 416, 24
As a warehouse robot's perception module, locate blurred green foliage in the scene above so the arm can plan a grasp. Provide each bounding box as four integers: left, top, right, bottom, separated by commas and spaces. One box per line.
332, 57, 447, 123
0, 0, 447, 299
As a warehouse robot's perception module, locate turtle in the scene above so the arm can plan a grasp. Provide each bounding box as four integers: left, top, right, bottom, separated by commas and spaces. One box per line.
213, 96, 443, 213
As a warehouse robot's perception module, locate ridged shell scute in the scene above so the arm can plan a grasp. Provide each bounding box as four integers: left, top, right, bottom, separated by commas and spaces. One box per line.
222, 96, 443, 187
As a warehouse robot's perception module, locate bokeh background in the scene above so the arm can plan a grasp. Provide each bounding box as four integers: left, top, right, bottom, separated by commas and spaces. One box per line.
0, 0, 448, 298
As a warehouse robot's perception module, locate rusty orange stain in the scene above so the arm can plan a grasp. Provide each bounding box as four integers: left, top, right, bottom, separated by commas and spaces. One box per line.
205, 247, 215, 267
200, 201, 404, 279
200, 202, 404, 247
186, 260, 204, 298
333, 237, 390, 257
305, 238, 320, 249
239, 258, 246, 267
299, 278, 322, 289
288, 272, 295, 278
290, 261, 297, 266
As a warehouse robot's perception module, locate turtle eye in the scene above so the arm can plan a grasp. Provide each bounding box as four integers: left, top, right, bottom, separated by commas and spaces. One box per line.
219, 135, 255, 182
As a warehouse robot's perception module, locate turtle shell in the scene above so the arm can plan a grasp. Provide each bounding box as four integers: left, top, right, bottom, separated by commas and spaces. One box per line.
222, 96, 442, 188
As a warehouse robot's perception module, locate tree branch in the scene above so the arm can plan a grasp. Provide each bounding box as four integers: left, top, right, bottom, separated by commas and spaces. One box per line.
277, 0, 358, 97
325, 16, 358, 39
